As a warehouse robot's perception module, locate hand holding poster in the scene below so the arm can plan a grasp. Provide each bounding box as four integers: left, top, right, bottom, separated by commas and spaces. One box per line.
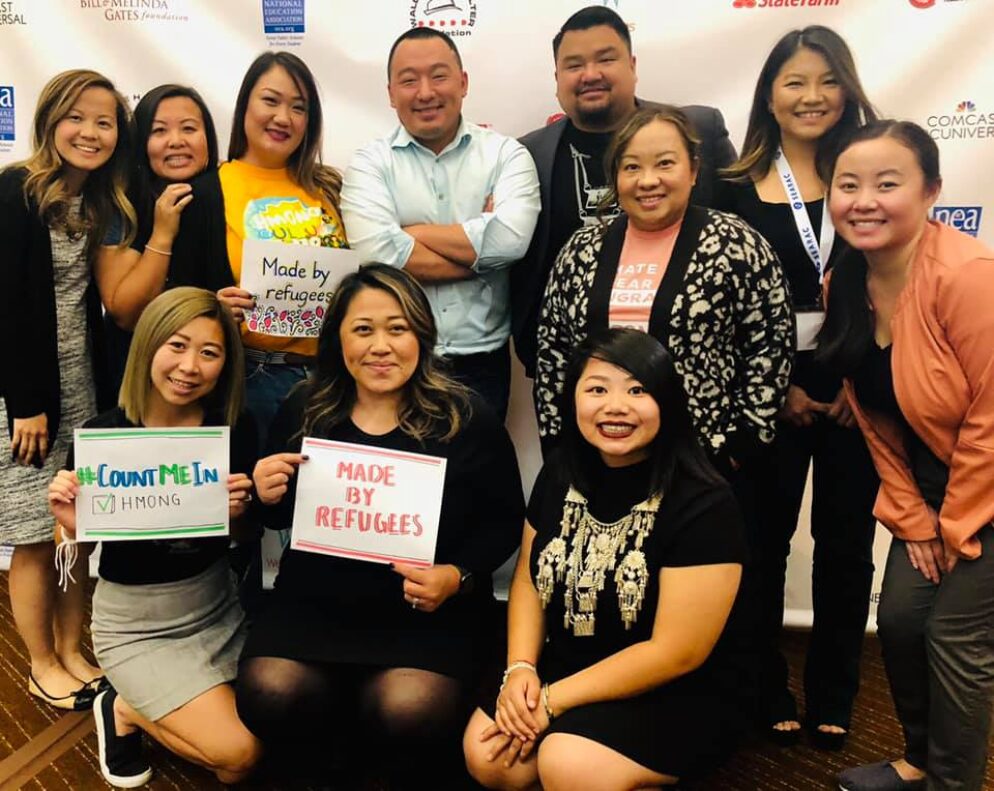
240, 238, 359, 338
73, 428, 230, 542
291, 438, 447, 567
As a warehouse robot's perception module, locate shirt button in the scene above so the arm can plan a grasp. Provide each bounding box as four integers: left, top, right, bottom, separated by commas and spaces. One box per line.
438, 194, 445, 200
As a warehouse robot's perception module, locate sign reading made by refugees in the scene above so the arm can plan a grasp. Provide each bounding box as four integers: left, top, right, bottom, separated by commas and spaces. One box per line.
291, 438, 447, 567
240, 238, 359, 338
73, 427, 230, 542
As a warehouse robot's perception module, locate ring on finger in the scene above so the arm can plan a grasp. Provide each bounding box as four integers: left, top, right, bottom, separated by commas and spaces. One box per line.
412, 597, 420, 609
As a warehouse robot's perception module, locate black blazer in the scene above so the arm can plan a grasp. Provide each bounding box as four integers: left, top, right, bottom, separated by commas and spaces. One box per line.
511, 99, 738, 376
0, 167, 111, 447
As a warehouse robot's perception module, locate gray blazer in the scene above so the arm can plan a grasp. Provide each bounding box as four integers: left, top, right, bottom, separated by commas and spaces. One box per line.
510, 99, 738, 375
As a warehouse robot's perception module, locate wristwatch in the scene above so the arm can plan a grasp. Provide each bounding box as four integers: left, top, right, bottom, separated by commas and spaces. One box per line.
456, 565, 474, 595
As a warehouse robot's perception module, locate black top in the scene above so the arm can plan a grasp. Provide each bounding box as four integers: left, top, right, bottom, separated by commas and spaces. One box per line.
527, 455, 750, 701
718, 179, 844, 402
851, 343, 949, 511
67, 406, 258, 584
241, 387, 524, 678
0, 167, 112, 446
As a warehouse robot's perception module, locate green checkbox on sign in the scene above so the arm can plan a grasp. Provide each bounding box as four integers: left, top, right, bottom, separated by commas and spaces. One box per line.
92, 494, 115, 515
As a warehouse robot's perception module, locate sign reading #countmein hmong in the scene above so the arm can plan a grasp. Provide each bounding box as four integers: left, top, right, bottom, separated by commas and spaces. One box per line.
240, 238, 359, 338
291, 438, 447, 567
73, 427, 230, 542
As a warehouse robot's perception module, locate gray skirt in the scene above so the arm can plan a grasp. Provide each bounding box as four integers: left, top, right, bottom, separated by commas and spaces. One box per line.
91, 560, 245, 721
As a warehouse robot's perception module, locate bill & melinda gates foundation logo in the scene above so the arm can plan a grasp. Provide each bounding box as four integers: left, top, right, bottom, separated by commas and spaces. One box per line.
732, 0, 841, 8
409, 0, 477, 37
927, 101, 994, 141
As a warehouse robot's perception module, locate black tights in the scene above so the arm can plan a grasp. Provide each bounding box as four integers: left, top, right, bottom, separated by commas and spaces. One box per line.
236, 657, 467, 787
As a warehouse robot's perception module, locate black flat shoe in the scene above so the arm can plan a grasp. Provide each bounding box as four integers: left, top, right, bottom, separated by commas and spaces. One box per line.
28, 673, 97, 711
767, 722, 802, 747
808, 724, 847, 751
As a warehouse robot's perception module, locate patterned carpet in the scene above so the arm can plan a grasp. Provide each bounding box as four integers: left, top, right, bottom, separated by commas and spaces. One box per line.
0, 573, 991, 790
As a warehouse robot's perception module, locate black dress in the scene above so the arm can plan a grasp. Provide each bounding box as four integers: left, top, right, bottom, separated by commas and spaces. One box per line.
242, 387, 524, 681
518, 457, 750, 778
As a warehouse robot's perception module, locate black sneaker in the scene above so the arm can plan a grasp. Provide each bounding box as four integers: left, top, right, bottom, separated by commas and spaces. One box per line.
93, 688, 153, 788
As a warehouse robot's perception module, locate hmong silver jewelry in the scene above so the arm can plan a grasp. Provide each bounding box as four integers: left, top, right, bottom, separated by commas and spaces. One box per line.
535, 485, 661, 636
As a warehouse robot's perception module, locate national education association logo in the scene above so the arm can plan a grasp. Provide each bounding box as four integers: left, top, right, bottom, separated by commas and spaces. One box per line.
932, 206, 983, 237
409, 0, 477, 37
79, 0, 188, 23
262, 0, 303, 34
926, 101, 994, 141
0, 86, 14, 145
0, 1, 26, 25
733, 0, 841, 8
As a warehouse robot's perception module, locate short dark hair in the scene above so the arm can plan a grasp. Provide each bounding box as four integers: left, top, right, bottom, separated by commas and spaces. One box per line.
817, 120, 941, 376
553, 5, 632, 61
559, 328, 723, 499
387, 27, 463, 79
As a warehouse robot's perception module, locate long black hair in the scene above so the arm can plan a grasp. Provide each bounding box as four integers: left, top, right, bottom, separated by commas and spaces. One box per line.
816, 120, 941, 376
559, 328, 723, 499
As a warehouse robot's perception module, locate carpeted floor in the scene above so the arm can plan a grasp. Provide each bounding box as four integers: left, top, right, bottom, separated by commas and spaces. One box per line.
1, 572, 991, 790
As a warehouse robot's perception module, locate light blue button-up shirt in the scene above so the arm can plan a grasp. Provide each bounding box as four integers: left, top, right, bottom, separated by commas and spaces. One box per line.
341, 120, 540, 356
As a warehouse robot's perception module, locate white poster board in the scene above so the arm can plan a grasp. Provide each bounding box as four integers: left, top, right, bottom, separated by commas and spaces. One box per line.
291, 437, 446, 567
73, 427, 230, 542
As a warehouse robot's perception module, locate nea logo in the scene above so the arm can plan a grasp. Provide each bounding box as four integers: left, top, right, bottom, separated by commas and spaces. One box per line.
0, 86, 14, 142
932, 206, 982, 237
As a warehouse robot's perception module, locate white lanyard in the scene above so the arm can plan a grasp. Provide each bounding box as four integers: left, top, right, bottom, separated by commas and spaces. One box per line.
773, 146, 835, 283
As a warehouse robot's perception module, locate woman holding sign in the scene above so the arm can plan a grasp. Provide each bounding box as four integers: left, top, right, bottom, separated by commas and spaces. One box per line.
48, 288, 261, 787
217, 51, 350, 440
239, 265, 523, 787
96, 84, 233, 390
465, 329, 748, 789
0, 69, 133, 711
718, 27, 878, 748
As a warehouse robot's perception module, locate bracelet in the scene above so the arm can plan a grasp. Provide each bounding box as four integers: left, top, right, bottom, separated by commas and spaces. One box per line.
144, 244, 171, 256
541, 683, 556, 721
500, 660, 537, 691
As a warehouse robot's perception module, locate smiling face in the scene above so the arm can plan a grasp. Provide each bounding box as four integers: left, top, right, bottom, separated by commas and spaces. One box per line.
388, 37, 467, 154
616, 119, 698, 232
575, 357, 660, 468
769, 47, 845, 145
340, 287, 420, 403
829, 136, 940, 260
53, 86, 119, 190
146, 96, 210, 182
555, 24, 637, 132
241, 65, 308, 169
148, 316, 226, 419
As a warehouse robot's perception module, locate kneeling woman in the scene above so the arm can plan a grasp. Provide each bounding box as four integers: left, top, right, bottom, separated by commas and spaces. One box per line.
466, 329, 749, 790
48, 287, 261, 787
237, 265, 523, 786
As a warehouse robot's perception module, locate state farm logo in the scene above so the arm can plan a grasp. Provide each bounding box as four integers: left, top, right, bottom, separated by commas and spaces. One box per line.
926, 100, 994, 142
733, 0, 841, 7
910, 0, 970, 7
409, 0, 477, 37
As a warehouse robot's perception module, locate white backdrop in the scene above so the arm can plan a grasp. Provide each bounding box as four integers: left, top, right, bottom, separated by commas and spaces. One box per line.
2, 0, 992, 623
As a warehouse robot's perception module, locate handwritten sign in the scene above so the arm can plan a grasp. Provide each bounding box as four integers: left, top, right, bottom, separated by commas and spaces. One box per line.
291, 438, 447, 567
240, 238, 359, 337
73, 428, 230, 542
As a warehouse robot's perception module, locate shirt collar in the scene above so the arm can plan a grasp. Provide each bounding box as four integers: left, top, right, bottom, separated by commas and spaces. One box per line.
391, 117, 473, 157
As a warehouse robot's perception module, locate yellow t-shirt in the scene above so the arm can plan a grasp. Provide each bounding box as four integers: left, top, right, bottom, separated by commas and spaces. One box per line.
219, 159, 348, 355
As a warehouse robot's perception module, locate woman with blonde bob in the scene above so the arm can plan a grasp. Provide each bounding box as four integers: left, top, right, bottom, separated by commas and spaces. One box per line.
1, 68, 133, 711
237, 265, 523, 787
48, 287, 261, 788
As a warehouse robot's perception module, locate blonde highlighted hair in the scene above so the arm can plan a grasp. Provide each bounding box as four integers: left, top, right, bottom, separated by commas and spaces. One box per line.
120, 288, 245, 426
16, 69, 135, 249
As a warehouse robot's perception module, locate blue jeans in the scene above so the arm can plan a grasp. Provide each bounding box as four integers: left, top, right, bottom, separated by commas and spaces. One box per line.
244, 360, 308, 451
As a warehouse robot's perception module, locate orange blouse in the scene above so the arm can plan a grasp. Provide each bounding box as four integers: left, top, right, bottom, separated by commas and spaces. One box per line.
843, 221, 994, 559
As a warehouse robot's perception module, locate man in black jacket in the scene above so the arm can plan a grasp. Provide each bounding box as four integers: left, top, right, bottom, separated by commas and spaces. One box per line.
510, 5, 738, 376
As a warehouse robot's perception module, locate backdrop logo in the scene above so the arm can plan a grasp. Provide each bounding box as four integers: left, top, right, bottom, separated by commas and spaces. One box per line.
79, 0, 188, 23
910, 0, 967, 7
0, 86, 14, 148
409, 0, 477, 37
262, 0, 303, 33
932, 206, 982, 237
927, 101, 994, 141
0, 1, 26, 24
733, 0, 841, 7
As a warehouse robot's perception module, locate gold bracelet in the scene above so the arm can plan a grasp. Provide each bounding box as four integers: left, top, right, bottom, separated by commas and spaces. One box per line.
541, 683, 556, 721
144, 244, 171, 256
